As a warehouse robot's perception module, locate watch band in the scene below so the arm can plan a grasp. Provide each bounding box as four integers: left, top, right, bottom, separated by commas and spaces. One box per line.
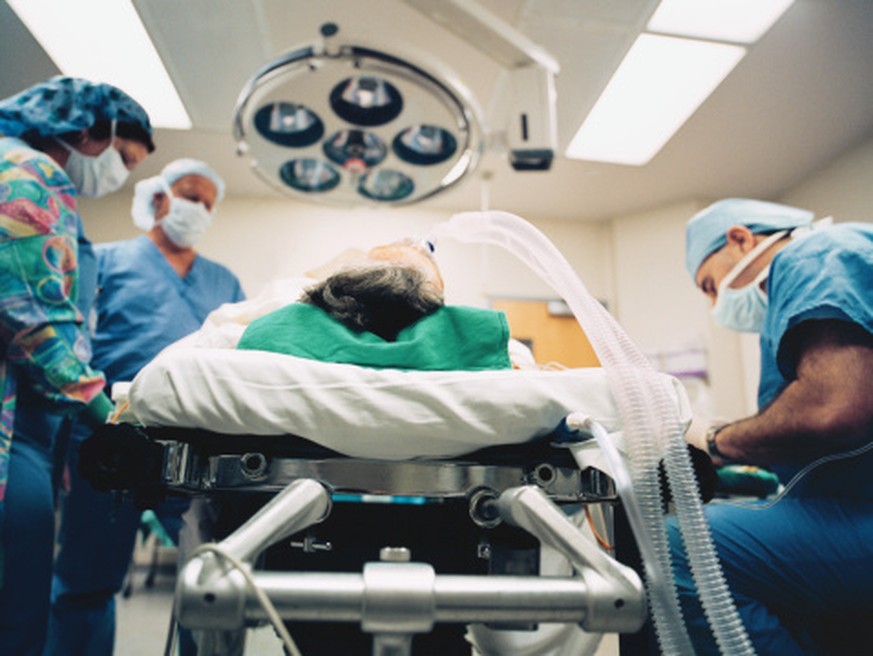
705, 424, 731, 462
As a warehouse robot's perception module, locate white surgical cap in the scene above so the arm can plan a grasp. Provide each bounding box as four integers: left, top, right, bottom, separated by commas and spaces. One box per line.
131, 158, 225, 231
684, 198, 813, 279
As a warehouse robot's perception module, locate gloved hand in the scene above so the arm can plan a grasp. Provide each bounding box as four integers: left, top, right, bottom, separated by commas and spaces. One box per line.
78, 423, 163, 492
658, 443, 719, 504
684, 415, 709, 453
684, 415, 731, 459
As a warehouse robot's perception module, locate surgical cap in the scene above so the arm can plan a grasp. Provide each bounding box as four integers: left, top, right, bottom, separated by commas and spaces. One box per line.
160, 158, 225, 202
0, 76, 153, 145
684, 198, 814, 279
131, 158, 225, 231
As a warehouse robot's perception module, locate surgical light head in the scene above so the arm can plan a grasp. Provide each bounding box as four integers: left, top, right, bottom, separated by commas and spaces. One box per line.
233, 25, 482, 206
685, 198, 813, 279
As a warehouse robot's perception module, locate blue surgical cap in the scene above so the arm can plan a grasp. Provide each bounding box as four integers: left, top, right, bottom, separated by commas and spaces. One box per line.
0, 76, 153, 144
684, 198, 814, 279
131, 158, 225, 230
160, 158, 225, 202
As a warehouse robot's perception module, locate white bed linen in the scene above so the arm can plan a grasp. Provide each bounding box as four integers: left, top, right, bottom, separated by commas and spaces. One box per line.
128, 346, 690, 461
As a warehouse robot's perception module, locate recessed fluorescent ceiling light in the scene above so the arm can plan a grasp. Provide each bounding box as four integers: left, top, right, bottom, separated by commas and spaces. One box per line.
647, 0, 795, 44
7, 0, 191, 129
565, 34, 744, 166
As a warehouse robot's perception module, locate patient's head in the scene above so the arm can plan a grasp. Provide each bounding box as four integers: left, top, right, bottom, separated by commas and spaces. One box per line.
366, 238, 444, 294
301, 238, 445, 341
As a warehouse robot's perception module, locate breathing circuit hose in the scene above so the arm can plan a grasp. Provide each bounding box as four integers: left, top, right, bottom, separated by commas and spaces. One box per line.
432, 211, 755, 656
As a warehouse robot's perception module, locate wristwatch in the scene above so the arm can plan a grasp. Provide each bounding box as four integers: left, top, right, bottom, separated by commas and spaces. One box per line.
705, 423, 731, 462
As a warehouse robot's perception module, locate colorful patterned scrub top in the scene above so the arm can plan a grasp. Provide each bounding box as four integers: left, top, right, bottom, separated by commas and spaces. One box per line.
0, 137, 105, 502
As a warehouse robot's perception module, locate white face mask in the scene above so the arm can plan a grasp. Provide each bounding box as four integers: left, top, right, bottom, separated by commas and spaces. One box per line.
157, 185, 213, 248
60, 122, 129, 198
710, 230, 787, 333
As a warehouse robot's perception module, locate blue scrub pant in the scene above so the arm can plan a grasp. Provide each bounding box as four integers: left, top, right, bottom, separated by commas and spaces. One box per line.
44, 430, 190, 656
664, 496, 873, 655
0, 439, 56, 656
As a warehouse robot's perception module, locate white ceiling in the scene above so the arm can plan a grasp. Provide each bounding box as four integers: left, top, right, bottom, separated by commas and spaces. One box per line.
2, 0, 873, 221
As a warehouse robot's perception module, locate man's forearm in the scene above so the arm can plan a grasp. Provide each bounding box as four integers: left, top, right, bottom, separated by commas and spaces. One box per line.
712, 321, 873, 465
711, 382, 855, 464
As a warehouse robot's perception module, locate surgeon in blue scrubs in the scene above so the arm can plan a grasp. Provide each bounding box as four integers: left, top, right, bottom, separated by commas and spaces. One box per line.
666, 199, 873, 655
45, 159, 245, 656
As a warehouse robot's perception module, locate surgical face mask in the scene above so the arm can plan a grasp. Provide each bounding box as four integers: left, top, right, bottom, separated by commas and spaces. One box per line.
710, 230, 787, 333
156, 185, 213, 248
60, 123, 129, 198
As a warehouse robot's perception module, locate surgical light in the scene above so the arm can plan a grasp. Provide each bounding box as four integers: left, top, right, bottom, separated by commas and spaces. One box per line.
330, 77, 403, 126
280, 159, 341, 194
324, 130, 387, 168
359, 170, 415, 202
234, 25, 481, 206
394, 126, 458, 166
256, 103, 324, 147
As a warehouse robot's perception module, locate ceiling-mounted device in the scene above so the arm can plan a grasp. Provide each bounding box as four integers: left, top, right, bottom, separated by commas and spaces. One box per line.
404, 0, 559, 172
234, 2, 560, 206
233, 23, 481, 206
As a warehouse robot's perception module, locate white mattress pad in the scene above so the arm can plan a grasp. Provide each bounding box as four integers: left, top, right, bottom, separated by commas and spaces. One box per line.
129, 346, 690, 461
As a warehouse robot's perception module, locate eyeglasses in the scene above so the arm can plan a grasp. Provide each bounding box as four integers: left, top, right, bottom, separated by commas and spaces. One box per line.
417, 237, 437, 257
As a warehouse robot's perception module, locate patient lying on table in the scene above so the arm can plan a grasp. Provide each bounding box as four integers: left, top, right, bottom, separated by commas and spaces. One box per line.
207, 238, 542, 654
236, 237, 516, 372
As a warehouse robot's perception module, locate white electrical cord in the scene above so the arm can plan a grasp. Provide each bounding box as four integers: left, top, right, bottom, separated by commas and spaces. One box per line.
164, 543, 304, 656
729, 440, 873, 510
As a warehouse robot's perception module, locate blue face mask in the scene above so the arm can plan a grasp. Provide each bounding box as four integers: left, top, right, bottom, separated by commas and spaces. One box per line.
710, 231, 787, 333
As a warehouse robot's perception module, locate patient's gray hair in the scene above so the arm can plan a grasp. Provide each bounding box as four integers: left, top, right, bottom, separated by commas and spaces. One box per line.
300, 263, 445, 341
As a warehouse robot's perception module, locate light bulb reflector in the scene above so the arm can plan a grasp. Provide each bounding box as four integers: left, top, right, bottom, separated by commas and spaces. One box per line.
393, 125, 457, 165
279, 158, 341, 192
324, 129, 387, 167
359, 169, 414, 201
330, 76, 403, 126
255, 102, 324, 147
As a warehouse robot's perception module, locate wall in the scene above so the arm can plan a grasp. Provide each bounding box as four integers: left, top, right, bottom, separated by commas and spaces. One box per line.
78, 195, 611, 310
780, 133, 873, 223
609, 200, 752, 420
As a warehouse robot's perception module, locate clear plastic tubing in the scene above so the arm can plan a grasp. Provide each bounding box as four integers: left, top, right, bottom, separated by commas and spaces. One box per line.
432, 211, 755, 656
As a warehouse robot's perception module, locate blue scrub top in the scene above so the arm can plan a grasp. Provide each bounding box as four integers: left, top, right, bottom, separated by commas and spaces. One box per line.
758, 222, 873, 497
91, 236, 245, 385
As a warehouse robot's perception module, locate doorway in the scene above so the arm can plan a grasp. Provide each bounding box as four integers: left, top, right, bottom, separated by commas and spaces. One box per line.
491, 298, 600, 368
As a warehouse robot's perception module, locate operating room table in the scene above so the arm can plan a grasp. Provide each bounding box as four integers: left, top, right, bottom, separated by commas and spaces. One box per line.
82, 423, 647, 656
69, 338, 703, 655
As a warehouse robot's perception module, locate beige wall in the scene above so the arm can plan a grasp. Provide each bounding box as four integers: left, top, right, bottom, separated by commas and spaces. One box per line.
780, 134, 873, 223
78, 195, 611, 310
608, 201, 753, 420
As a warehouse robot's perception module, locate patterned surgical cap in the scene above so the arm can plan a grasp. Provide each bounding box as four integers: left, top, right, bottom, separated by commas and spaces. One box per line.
0, 76, 153, 142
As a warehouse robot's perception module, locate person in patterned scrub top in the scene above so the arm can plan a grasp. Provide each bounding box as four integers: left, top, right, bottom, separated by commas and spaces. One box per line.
0, 76, 153, 656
